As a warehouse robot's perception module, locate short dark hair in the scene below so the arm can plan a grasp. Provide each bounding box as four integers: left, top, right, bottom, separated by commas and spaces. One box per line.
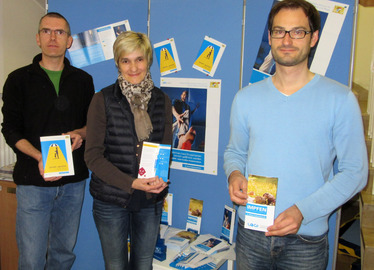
38, 12, 71, 36
267, 0, 320, 34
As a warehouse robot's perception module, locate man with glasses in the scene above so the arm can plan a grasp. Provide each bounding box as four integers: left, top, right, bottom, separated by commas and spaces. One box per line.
224, 0, 367, 269
1, 12, 94, 269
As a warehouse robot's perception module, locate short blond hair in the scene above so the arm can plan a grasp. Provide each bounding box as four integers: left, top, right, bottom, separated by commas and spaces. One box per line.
113, 31, 153, 69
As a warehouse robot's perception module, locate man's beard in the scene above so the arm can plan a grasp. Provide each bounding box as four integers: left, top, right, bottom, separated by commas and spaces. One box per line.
271, 45, 310, 67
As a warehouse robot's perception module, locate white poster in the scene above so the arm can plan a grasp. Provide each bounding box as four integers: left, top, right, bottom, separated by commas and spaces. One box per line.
160, 77, 221, 175
68, 20, 131, 68
250, 0, 349, 84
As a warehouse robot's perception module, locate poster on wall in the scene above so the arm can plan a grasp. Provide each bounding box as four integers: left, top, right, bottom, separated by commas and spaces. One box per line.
250, 0, 349, 84
68, 20, 131, 68
154, 38, 182, 76
193, 36, 226, 77
160, 77, 221, 175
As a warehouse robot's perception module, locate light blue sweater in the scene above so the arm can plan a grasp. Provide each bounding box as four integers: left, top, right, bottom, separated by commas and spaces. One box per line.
224, 74, 368, 236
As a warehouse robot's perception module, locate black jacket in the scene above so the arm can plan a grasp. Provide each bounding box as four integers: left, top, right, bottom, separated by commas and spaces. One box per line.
88, 82, 171, 210
1, 54, 95, 186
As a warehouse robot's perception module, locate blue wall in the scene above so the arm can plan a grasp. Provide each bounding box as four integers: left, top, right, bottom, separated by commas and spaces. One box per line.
48, 1, 356, 269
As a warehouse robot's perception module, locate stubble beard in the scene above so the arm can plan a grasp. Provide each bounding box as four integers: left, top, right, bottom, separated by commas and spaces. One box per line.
271, 46, 310, 67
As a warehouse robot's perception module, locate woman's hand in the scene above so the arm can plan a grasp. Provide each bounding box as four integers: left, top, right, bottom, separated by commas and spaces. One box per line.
131, 176, 168, 194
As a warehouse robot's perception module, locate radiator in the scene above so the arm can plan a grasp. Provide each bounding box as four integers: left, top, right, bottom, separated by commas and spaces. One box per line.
0, 96, 16, 167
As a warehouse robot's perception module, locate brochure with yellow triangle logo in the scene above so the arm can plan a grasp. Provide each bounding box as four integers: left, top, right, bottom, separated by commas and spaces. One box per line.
193, 36, 226, 77
154, 38, 181, 76
194, 45, 214, 72
160, 47, 177, 74
40, 135, 74, 177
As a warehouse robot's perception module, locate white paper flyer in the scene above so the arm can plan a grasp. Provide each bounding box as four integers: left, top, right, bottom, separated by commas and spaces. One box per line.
186, 198, 203, 234
138, 142, 171, 182
154, 38, 182, 76
193, 36, 226, 77
40, 135, 74, 178
161, 193, 173, 225
221, 205, 236, 244
244, 175, 278, 232
68, 20, 131, 68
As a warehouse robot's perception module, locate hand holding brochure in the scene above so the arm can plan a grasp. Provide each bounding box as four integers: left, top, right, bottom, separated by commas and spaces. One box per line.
138, 142, 171, 182
244, 175, 278, 232
40, 135, 74, 177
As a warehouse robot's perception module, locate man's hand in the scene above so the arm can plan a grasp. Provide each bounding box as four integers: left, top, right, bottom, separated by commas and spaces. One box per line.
228, 170, 248, 206
132, 176, 168, 194
14, 139, 62, 182
265, 205, 303, 236
37, 157, 62, 182
63, 131, 83, 151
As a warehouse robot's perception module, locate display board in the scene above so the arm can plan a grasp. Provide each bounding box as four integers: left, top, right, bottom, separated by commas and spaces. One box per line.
48, 0, 356, 269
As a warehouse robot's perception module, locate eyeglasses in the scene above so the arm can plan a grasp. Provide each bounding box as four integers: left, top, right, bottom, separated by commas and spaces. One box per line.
39, 28, 68, 36
270, 29, 311, 39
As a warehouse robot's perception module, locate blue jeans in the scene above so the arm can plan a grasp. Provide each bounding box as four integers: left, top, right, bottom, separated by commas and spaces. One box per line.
93, 199, 163, 270
16, 181, 86, 270
236, 219, 328, 270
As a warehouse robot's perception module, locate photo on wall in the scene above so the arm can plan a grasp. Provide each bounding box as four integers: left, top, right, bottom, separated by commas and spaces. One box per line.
166, 87, 207, 152
160, 78, 221, 175
68, 20, 131, 68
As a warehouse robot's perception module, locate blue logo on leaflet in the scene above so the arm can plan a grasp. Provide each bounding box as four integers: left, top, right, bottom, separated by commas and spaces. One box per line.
246, 203, 267, 216
247, 223, 259, 228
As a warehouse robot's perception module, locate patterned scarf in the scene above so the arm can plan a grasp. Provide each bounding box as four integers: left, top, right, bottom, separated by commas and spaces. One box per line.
118, 72, 154, 141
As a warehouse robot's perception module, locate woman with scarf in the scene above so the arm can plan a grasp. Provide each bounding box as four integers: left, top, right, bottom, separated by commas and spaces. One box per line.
85, 31, 172, 270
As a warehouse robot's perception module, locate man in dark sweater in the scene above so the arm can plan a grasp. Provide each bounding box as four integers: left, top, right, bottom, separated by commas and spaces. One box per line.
1, 12, 94, 270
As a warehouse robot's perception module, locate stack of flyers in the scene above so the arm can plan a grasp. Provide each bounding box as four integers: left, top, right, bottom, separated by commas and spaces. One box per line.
169, 252, 217, 270
165, 230, 198, 252
190, 235, 229, 256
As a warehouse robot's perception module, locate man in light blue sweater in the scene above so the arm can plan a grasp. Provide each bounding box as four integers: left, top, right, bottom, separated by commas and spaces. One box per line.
223, 0, 368, 269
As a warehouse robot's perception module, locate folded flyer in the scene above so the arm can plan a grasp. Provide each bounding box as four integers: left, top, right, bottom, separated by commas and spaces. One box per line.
186, 198, 203, 234
162, 193, 173, 225
244, 174, 278, 232
40, 135, 74, 177
190, 234, 229, 256
220, 205, 236, 244
138, 142, 171, 182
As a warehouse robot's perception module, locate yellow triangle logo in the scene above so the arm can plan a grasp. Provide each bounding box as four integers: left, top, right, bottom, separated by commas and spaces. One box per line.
160, 48, 177, 73
194, 46, 214, 72
44, 143, 69, 173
